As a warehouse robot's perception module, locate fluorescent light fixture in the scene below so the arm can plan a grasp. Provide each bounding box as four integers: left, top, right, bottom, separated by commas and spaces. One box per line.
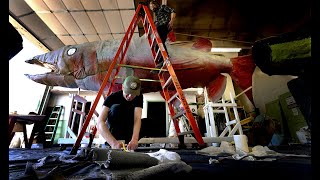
211, 48, 242, 52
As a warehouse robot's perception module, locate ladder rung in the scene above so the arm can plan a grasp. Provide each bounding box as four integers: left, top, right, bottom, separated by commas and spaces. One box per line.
46, 139, 51, 141
49, 118, 58, 120
147, 24, 151, 36
168, 92, 178, 103
154, 48, 161, 62
45, 132, 53, 134
178, 130, 194, 136
212, 110, 226, 113
151, 36, 156, 49
46, 125, 55, 127
208, 102, 238, 107
143, 14, 147, 26
163, 76, 172, 89
225, 120, 237, 126
172, 110, 185, 119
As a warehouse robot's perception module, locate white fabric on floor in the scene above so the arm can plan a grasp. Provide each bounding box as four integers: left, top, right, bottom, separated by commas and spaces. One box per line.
146, 149, 181, 163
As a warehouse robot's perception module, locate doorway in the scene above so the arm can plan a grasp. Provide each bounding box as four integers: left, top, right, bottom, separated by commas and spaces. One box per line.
142, 102, 167, 137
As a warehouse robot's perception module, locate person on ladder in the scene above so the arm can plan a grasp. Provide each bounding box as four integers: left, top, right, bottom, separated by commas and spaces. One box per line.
149, 0, 176, 73
96, 76, 143, 150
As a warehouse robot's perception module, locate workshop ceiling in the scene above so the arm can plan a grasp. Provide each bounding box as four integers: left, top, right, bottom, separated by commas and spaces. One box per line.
9, 0, 311, 52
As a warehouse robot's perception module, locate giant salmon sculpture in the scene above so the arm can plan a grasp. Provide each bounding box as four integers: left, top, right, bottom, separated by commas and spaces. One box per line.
25, 36, 255, 103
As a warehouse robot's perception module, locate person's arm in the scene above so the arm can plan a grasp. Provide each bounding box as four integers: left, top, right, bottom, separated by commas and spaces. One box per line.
96, 105, 122, 149
127, 107, 142, 150
168, 12, 176, 30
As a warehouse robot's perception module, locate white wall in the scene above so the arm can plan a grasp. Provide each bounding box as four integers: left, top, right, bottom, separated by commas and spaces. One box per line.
48, 92, 105, 143
9, 36, 49, 114
252, 67, 297, 114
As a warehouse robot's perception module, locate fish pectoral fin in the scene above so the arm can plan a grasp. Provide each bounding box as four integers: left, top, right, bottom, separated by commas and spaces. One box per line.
205, 74, 227, 103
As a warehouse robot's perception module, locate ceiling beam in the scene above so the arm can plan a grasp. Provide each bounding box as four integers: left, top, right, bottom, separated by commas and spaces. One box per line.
9, 15, 50, 52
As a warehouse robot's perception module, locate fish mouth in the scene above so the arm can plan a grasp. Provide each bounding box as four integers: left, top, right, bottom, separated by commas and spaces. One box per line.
25, 57, 57, 72
24, 56, 78, 88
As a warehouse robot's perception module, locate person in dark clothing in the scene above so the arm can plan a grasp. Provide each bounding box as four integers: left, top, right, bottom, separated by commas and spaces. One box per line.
96, 76, 143, 150
149, 0, 176, 73
8, 22, 23, 60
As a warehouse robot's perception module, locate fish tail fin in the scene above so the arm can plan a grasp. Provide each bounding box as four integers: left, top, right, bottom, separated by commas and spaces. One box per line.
206, 75, 228, 103
229, 54, 256, 102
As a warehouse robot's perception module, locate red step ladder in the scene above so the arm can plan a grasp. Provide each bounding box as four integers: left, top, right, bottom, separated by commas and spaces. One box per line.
70, 4, 205, 154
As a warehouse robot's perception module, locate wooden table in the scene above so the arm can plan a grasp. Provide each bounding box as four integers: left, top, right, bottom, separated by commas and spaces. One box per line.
9, 114, 46, 148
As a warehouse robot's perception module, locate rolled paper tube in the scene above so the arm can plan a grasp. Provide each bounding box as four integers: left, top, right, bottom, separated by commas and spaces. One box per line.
233, 135, 249, 153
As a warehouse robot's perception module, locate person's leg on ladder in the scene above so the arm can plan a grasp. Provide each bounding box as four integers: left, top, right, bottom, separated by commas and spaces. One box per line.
151, 25, 169, 73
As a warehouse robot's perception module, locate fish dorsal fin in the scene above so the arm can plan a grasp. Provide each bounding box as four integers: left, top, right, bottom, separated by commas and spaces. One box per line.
191, 38, 212, 52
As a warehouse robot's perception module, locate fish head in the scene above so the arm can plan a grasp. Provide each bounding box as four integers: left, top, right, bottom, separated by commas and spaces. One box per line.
24, 42, 106, 90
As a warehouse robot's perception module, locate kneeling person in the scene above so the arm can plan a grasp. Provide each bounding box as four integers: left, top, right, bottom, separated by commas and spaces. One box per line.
97, 76, 143, 150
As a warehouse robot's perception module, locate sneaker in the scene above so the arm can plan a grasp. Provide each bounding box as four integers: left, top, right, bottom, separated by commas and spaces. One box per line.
150, 61, 164, 74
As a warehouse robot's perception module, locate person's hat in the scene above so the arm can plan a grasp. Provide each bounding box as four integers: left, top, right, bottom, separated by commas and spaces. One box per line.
123, 76, 141, 96
149, 0, 160, 6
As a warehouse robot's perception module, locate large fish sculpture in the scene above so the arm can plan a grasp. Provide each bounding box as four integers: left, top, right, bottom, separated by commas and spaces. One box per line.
25, 36, 255, 103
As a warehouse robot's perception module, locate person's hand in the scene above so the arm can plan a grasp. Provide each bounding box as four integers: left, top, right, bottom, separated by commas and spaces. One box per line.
168, 20, 174, 31
127, 139, 138, 150
110, 140, 122, 149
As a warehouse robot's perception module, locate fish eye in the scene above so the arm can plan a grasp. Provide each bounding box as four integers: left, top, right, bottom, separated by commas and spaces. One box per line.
67, 48, 77, 56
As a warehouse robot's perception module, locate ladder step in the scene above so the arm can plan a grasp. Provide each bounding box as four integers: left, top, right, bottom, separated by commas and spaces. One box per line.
208, 102, 237, 107
45, 132, 53, 134
168, 92, 178, 103
151, 36, 156, 49
178, 130, 194, 136
147, 24, 151, 36
46, 125, 55, 127
45, 139, 51, 141
163, 76, 172, 89
225, 119, 237, 126
172, 110, 185, 119
212, 110, 226, 113
143, 14, 148, 26
154, 48, 161, 62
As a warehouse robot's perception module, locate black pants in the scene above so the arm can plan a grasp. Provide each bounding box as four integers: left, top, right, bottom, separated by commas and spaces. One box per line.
155, 24, 170, 63
106, 104, 134, 143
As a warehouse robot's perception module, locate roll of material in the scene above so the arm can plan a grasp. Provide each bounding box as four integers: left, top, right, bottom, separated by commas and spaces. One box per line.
91, 148, 159, 169
233, 135, 249, 153
252, 31, 311, 76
